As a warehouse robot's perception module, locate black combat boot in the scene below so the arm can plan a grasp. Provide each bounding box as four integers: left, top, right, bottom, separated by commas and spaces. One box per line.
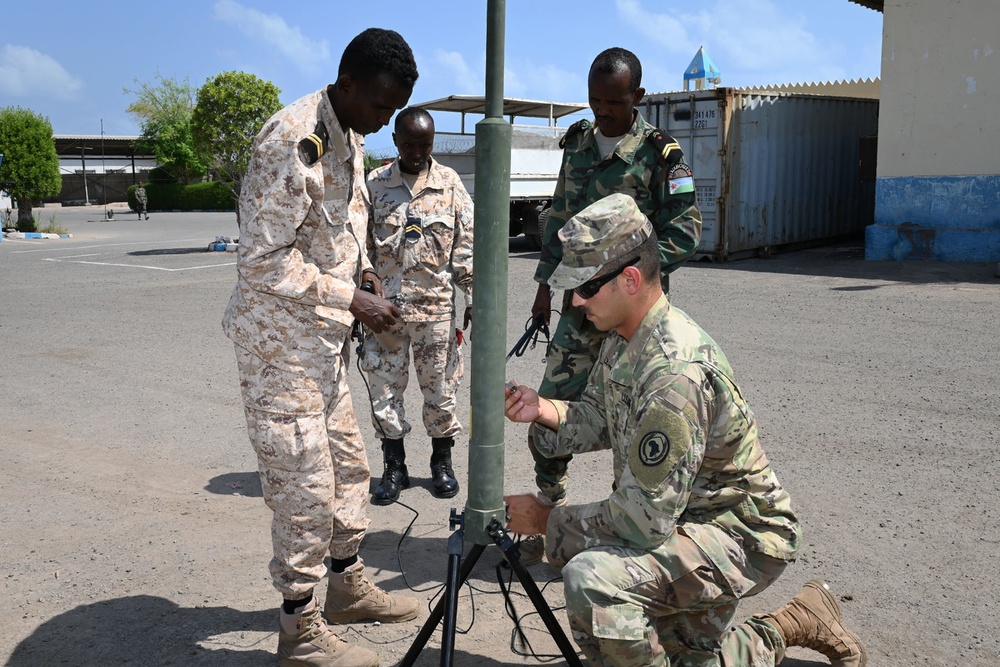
372, 438, 408, 505
430, 437, 459, 499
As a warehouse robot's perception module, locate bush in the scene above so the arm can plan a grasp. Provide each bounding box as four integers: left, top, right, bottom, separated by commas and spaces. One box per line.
148, 166, 177, 184
16, 214, 37, 233
127, 181, 235, 212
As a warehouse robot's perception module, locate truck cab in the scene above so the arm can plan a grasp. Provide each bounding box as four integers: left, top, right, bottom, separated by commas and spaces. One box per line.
412, 95, 588, 249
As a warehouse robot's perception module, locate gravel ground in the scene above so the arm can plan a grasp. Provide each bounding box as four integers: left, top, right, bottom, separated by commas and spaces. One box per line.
1, 206, 998, 666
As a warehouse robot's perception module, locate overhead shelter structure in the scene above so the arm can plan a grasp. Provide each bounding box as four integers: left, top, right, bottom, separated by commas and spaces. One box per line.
414, 95, 587, 134
851, 0, 1000, 261
50, 135, 155, 206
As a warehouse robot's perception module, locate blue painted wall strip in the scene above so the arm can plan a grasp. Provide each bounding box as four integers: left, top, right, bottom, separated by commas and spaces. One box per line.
875, 174, 1000, 229
866, 174, 1000, 261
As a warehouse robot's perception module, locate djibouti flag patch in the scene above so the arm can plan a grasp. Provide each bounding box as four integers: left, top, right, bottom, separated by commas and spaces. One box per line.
669, 176, 695, 195
668, 162, 695, 195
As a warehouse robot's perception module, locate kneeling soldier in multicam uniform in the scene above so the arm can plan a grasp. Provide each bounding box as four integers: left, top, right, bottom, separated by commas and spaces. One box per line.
504, 193, 866, 667
363, 106, 473, 505
223, 29, 422, 667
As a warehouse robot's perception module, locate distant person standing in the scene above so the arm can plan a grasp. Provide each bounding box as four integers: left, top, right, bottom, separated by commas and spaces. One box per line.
134, 184, 149, 220
363, 107, 474, 505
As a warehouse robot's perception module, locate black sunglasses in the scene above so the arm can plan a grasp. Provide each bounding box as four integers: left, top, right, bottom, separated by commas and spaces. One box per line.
574, 256, 640, 299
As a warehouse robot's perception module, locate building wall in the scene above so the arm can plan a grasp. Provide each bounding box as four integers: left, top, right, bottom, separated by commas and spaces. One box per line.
867, 0, 1000, 260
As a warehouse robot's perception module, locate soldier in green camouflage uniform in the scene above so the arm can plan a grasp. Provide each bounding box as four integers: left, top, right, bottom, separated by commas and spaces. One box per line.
506, 194, 867, 666
529, 47, 702, 509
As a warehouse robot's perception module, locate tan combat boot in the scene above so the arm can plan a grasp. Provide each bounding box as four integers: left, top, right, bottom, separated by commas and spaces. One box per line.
323, 558, 420, 624
278, 597, 379, 667
760, 579, 868, 667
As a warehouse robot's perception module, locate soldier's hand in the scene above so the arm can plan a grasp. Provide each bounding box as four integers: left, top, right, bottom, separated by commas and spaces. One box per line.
504, 493, 551, 536
463, 306, 472, 330
504, 381, 541, 423
530, 283, 552, 326
362, 271, 385, 298
349, 289, 399, 333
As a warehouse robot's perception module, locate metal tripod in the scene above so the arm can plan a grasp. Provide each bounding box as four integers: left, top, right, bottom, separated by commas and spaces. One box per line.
400, 511, 583, 667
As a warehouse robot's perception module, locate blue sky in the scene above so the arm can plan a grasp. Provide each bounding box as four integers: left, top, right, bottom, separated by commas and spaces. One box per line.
2, 0, 883, 157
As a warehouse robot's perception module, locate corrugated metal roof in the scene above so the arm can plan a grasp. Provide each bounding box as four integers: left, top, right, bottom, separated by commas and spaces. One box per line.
848, 0, 884, 11
647, 78, 880, 100
53, 135, 149, 158
412, 95, 588, 121
741, 77, 881, 99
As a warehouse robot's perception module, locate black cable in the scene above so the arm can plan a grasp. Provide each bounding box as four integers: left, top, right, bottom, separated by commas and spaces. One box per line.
506, 313, 551, 363
351, 292, 567, 657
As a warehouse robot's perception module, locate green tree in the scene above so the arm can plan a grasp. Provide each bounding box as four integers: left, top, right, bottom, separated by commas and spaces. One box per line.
190, 71, 282, 225
0, 107, 61, 231
124, 73, 206, 184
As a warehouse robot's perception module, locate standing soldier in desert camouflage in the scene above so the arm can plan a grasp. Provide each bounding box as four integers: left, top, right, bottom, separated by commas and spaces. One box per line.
505, 193, 866, 667
223, 28, 420, 667
522, 47, 703, 564
363, 107, 473, 505
134, 183, 149, 220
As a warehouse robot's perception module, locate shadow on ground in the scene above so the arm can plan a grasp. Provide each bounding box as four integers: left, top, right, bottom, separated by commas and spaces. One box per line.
205, 471, 263, 498
128, 247, 214, 256
692, 241, 998, 285
7, 596, 274, 666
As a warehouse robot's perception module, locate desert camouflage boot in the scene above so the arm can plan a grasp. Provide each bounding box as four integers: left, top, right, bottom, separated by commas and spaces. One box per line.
324, 558, 419, 624
278, 597, 379, 667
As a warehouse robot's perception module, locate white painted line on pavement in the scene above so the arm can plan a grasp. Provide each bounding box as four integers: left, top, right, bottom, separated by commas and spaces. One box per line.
42, 257, 236, 272
10, 237, 216, 254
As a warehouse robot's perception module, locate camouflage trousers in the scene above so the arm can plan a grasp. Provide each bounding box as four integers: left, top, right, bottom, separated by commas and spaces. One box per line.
360, 319, 464, 441
235, 344, 371, 600
529, 291, 607, 502
556, 522, 786, 666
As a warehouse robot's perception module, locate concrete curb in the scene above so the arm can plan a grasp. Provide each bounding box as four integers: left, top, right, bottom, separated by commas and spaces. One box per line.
4, 232, 74, 239
208, 236, 238, 252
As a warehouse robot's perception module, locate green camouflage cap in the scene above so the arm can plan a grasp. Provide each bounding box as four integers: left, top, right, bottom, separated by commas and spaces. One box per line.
548, 193, 653, 291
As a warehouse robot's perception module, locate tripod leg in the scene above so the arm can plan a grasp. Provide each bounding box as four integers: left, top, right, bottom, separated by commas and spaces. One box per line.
440, 521, 465, 667
487, 519, 584, 667
400, 541, 487, 667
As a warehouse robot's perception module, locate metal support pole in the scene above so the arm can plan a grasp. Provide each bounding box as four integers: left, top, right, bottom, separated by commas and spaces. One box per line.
81, 147, 90, 206
464, 0, 511, 546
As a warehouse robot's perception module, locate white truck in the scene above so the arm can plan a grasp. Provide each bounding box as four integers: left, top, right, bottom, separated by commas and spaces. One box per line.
413, 95, 588, 249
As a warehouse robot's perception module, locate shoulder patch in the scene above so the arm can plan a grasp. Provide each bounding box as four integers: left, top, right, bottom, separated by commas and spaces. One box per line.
559, 119, 591, 149
646, 130, 684, 166
298, 121, 329, 166
627, 402, 691, 492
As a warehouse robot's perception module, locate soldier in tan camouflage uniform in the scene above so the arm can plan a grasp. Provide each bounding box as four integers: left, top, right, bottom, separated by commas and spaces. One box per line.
363, 107, 473, 504
523, 48, 703, 563
505, 193, 867, 666
223, 28, 421, 667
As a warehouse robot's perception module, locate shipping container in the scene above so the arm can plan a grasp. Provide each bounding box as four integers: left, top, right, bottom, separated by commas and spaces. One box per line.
642, 88, 879, 261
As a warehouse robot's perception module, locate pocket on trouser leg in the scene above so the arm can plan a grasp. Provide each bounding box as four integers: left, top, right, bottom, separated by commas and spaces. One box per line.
591, 604, 662, 667
246, 412, 335, 496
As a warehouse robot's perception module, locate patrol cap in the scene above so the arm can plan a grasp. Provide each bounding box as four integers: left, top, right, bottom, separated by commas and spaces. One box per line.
548, 193, 653, 291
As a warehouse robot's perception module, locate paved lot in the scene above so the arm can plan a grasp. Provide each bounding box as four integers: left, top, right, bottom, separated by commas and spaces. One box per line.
1, 206, 998, 665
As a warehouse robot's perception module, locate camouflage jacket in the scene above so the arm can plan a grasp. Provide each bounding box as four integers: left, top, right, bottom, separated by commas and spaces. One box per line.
534, 111, 702, 286
366, 156, 474, 321
222, 87, 373, 375
536, 295, 801, 588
